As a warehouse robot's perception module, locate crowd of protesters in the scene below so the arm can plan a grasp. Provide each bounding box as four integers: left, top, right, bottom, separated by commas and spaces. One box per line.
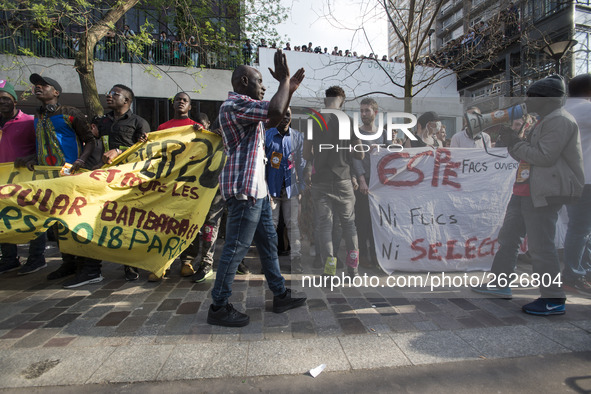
1, 43, 591, 322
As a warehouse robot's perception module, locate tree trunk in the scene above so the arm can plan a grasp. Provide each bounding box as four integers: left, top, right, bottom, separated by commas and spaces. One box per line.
72, 0, 140, 117
404, 59, 414, 113
75, 38, 103, 118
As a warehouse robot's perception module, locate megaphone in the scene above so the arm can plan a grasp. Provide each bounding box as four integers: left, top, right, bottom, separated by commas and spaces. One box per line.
464, 103, 527, 140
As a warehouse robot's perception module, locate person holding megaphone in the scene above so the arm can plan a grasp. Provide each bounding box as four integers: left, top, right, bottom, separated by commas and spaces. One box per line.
472, 75, 584, 316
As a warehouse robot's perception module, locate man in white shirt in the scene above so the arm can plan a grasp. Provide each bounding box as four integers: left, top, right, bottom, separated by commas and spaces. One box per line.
450, 106, 492, 148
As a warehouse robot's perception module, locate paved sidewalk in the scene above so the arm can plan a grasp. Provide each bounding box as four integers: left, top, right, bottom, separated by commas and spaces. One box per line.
3, 351, 590, 393
0, 242, 590, 388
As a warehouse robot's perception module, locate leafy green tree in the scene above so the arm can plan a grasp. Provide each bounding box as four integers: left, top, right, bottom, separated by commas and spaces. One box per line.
1, 0, 142, 117
0, 0, 288, 117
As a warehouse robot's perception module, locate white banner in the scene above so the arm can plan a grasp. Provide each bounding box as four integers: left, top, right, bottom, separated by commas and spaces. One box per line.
369, 147, 518, 273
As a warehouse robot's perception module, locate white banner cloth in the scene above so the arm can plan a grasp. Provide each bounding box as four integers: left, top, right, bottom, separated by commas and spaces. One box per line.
369, 147, 518, 273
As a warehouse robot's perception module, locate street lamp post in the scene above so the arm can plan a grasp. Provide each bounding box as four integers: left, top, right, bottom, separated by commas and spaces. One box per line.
542, 39, 578, 75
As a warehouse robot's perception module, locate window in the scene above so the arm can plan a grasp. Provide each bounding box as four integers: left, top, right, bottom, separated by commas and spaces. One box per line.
576, 9, 591, 25
575, 30, 591, 74
469, 81, 502, 99
441, 1, 453, 14
470, 16, 482, 27
442, 8, 463, 28
528, 0, 569, 22
452, 26, 464, 39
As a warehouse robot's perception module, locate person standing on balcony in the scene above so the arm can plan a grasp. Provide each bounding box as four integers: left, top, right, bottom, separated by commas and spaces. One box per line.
158, 31, 171, 65
122, 25, 135, 62
188, 35, 200, 67
242, 39, 253, 65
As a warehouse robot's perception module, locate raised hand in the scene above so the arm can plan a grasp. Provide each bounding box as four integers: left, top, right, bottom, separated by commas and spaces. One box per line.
289, 68, 305, 94
268, 49, 290, 83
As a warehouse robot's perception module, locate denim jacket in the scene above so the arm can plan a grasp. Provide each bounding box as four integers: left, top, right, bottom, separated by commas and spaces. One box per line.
265, 127, 306, 198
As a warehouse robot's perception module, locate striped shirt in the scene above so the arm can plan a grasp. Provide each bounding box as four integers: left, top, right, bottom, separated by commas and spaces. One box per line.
218, 92, 269, 200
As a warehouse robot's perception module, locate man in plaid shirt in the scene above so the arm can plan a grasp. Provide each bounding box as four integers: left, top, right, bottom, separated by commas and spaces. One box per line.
207, 50, 307, 327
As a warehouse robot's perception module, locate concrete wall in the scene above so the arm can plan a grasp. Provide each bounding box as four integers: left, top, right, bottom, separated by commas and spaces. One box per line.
258, 48, 459, 101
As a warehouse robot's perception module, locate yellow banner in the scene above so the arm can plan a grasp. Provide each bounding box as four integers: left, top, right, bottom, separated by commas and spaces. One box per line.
0, 126, 225, 277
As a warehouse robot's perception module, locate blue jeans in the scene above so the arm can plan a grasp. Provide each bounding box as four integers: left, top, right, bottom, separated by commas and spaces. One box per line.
491, 194, 564, 298
1, 232, 47, 264
211, 196, 285, 306
563, 184, 591, 280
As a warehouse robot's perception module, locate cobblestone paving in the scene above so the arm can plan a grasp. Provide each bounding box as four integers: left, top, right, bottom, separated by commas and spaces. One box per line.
1, 242, 590, 348
0, 242, 590, 387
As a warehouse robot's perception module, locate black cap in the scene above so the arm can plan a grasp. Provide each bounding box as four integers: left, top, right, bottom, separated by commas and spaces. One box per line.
29, 73, 62, 94
526, 75, 565, 98
417, 111, 440, 128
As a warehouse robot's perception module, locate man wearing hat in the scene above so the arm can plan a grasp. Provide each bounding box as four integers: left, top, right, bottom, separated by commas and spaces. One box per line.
405, 111, 444, 148
0, 79, 48, 275
18, 73, 102, 288
473, 75, 584, 316
23, 74, 96, 171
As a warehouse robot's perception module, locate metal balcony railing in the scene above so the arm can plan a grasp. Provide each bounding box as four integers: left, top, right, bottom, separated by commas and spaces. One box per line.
0, 29, 248, 71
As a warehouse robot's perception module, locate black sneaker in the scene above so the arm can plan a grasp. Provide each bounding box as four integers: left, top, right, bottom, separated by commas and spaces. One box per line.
17, 259, 47, 275
124, 265, 139, 281
207, 303, 250, 327
273, 289, 307, 313
63, 272, 103, 288
192, 264, 213, 283
563, 276, 591, 295
236, 261, 250, 275
47, 263, 76, 280
0, 259, 21, 274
